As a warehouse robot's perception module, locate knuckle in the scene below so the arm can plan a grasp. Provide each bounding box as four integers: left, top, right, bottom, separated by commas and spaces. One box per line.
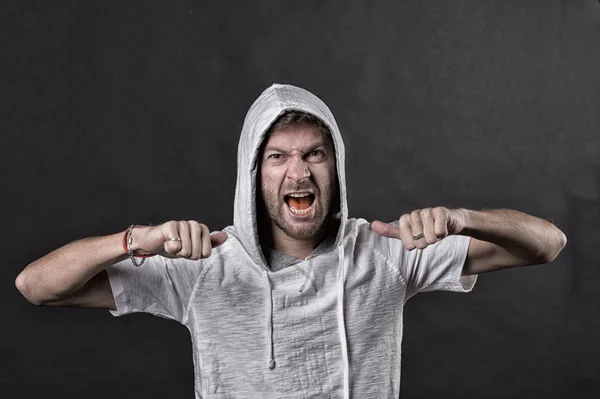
201, 249, 212, 259
399, 214, 410, 224
179, 250, 191, 258
189, 222, 201, 232
411, 209, 421, 218
165, 242, 180, 254
434, 206, 447, 216
426, 237, 438, 245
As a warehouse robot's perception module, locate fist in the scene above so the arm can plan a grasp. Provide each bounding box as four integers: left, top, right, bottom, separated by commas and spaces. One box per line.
132, 221, 228, 260
371, 207, 465, 251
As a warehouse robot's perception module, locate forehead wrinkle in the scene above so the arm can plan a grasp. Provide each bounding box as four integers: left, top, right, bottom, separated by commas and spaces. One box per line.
264, 128, 330, 154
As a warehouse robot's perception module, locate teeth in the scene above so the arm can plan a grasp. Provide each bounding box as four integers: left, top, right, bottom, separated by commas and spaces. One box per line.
289, 204, 313, 214
288, 193, 312, 198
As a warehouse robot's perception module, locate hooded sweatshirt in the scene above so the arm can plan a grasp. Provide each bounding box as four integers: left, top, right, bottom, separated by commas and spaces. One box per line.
107, 83, 477, 399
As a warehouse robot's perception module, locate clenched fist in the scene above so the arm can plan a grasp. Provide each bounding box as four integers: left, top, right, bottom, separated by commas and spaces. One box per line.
371, 207, 467, 251
131, 221, 228, 260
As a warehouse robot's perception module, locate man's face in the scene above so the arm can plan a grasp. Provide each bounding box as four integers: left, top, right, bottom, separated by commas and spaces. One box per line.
258, 123, 337, 241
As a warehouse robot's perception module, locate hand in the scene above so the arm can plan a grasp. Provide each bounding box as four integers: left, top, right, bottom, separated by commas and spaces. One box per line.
132, 221, 228, 260
371, 207, 466, 251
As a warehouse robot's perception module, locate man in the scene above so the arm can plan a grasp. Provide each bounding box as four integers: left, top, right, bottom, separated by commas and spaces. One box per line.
16, 84, 566, 398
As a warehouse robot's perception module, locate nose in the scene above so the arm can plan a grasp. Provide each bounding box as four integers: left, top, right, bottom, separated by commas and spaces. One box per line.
287, 156, 311, 183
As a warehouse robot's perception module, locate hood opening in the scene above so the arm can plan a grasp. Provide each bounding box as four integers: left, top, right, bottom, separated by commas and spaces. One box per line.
252, 107, 343, 261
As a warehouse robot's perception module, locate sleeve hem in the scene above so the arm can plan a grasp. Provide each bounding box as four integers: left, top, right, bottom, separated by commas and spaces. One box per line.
428, 236, 478, 293
457, 236, 477, 292
106, 266, 125, 317
459, 274, 477, 292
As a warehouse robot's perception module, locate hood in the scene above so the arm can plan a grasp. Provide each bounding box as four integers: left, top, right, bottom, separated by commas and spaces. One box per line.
233, 83, 348, 268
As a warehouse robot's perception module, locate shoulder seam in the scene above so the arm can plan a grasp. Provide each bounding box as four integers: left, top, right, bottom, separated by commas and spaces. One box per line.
360, 239, 407, 287
181, 236, 235, 325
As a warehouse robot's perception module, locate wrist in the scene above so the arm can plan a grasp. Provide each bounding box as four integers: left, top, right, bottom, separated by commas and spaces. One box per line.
121, 225, 155, 256
130, 225, 152, 253
452, 208, 473, 235
122, 225, 156, 267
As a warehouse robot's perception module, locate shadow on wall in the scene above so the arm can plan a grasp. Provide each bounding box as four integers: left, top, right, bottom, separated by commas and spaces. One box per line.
564, 137, 600, 293
586, 0, 600, 22
561, 139, 600, 397
565, 166, 599, 282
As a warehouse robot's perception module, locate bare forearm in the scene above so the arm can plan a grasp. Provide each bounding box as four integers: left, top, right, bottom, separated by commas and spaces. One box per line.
460, 208, 567, 263
16, 232, 127, 305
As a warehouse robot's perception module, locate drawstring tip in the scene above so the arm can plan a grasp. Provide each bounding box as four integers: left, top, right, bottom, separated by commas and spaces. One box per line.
268, 359, 276, 369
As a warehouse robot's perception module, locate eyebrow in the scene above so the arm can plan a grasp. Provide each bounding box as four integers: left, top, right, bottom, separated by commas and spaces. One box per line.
263, 141, 329, 154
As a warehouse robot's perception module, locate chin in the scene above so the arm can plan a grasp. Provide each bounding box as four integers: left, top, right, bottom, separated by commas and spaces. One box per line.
287, 227, 320, 241
279, 219, 325, 241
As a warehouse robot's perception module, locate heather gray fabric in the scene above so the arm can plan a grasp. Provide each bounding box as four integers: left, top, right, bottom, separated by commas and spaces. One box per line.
107, 83, 477, 398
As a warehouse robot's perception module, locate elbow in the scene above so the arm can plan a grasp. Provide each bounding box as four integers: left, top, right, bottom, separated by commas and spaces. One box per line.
539, 229, 568, 264
15, 271, 35, 304
557, 229, 568, 252
15, 270, 49, 306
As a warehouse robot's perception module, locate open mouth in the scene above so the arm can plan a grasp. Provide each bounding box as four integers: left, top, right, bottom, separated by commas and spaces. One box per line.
284, 193, 316, 215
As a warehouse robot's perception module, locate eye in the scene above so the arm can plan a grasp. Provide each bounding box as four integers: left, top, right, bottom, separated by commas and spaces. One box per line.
267, 153, 283, 160
308, 149, 324, 158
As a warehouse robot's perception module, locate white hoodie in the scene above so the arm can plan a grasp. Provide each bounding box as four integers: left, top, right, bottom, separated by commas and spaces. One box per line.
107, 83, 477, 398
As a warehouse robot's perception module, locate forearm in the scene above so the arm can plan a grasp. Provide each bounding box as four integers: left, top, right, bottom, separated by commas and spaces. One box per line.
16, 232, 128, 305
459, 208, 567, 263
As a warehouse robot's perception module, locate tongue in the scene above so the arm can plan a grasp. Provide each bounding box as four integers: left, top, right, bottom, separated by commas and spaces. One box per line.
288, 196, 311, 210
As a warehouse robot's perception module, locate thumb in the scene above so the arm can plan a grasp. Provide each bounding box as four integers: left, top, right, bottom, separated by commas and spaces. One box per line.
210, 231, 228, 248
370, 220, 402, 240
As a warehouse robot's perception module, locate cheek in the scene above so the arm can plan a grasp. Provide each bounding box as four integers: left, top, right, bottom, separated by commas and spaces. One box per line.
314, 164, 336, 189
260, 170, 283, 195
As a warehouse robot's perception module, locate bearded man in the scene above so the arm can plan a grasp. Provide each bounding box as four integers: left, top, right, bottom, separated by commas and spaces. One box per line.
16, 84, 566, 398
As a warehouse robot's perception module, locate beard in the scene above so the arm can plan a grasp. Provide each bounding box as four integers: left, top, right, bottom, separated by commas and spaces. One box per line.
258, 179, 338, 241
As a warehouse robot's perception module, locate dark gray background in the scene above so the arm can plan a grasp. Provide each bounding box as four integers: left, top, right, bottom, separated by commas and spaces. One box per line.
2, 1, 599, 398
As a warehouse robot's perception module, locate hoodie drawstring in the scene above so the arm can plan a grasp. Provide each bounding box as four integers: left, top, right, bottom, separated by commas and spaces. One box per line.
337, 244, 350, 399
263, 248, 349, 396
263, 270, 275, 370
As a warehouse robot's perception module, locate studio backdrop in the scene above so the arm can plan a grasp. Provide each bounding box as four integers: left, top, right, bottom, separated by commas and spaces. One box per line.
2, 1, 599, 398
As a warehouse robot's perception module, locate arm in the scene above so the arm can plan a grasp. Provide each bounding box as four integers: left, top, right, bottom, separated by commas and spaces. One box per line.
457, 208, 567, 275
15, 233, 125, 308
15, 222, 227, 308
371, 207, 567, 275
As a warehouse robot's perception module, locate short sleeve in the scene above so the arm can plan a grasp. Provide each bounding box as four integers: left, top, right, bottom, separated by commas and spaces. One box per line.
398, 235, 477, 300
106, 255, 204, 323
